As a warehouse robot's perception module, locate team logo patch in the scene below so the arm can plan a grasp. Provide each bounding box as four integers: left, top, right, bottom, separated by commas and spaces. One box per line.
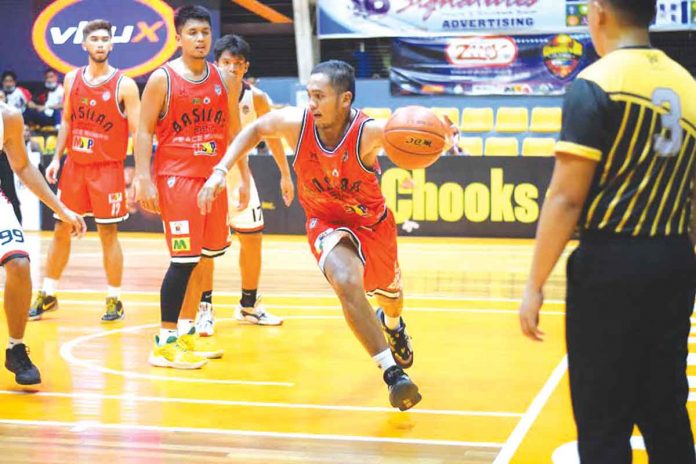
72, 135, 94, 152
543, 34, 583, 79
345, 204, 368, 216
171, 237, 191, 252
169, 220, 189, 235
203, 97, 211, 105
90, 99, 97, 107
102, 91, 111, 101
194, 141, 217, 157
167, 176, 176, 187
108, 192, 123, 203
214, 84, 222, 96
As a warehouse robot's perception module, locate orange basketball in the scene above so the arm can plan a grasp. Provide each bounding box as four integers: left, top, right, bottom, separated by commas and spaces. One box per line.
383, 106, 448, 169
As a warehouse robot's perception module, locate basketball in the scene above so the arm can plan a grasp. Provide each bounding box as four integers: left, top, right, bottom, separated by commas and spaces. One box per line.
382, 106, 448, 169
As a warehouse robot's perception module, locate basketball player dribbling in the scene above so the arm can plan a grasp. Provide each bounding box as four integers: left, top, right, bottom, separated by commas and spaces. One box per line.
134, 5, 247, 369
199, 60, 451, 410
29, 19, 140, 323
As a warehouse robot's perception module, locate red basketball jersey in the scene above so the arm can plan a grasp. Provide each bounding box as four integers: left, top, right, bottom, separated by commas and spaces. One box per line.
293, 109, 386, 227
154, 62, 229, 179
68, 68, 129, 165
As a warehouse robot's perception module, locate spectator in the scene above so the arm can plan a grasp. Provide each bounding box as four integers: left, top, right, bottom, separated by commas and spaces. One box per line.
25, 69, 64, 127
2, 71, 31, 112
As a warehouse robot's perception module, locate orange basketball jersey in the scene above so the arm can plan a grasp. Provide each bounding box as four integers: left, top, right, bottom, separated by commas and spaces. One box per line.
67, 67, 129, 165
154, 63, 229, 179
293, 109, 386, 227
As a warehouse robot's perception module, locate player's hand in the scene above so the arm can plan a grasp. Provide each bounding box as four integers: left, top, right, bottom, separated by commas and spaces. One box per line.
519, 285, 545, 342
236, 178, 250, 211
45, 157, 61, 184
57, 207, 87, 238
280, 174, 294, 207
198, 170, 226, 215
134, 175, 160, 214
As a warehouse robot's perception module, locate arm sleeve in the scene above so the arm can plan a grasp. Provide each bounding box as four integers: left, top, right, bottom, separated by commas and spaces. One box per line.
555, 78, 608, 162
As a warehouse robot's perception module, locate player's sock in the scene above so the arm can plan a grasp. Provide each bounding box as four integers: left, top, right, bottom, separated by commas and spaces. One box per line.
384, 314, 402, 330
107, 286, 121, 299
160, 262, 196, 328
7, 337, 23, 350
177, 319, 195, 337
158, 328, 178, 345
42, 278, 58, 296
240, 289, 257, 308
201, 290, 212, 305
372, 348, 397, 372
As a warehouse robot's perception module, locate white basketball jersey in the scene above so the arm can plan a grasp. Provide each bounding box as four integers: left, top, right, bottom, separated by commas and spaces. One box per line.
238, 82, 258, 128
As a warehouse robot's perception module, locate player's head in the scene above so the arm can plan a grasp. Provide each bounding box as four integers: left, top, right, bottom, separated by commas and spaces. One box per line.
214, 35, 250, 83
44, 68, 59, 90
174, 5, 212, 60
2, 71, 17, 92
82, 19, 113, 64
307, 60, 355, 128
588, 0, 655, 55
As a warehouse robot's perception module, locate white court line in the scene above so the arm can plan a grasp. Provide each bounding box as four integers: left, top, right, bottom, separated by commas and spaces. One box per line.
0, 390, 522, 418
59, 320, 294, 387
492, 356, 569, 464
0, 419, 504, 448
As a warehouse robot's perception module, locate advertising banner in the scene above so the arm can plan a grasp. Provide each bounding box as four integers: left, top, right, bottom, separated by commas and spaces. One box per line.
391, 34, 597, 96
42, 156, 554, 239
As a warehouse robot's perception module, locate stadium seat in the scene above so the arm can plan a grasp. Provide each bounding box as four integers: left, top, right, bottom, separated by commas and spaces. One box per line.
485, 137, 519, 157
495, 107, 529, 133
530, 107, 562, 133
45, 135, 57, 154
460, 107, 494, 133
361, 107, 392, 121
30, 135, 45, 154
458, 137, 483, 156
522, 137, 556, 157
430, 107, 460, 128
127, 137, 134, 156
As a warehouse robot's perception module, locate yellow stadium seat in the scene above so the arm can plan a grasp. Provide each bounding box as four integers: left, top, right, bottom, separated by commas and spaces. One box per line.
430, 107, 460, 128
362, 107, 392, 121
485, 137, 519, 157
45, 135, 57, 154
495, 107, 529, 133
127, 137, 134, 156
30, 135, 45, 154
461, 107, 494, 133
522, 137, 556, 157
458, 137, 483, 156
530, 107, 562, 133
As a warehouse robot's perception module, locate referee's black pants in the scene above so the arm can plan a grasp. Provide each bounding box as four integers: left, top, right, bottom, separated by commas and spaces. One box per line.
566, 235, 696, 464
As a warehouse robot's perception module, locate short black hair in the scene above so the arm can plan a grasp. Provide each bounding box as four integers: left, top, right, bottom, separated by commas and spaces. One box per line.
174, 5, 212, 33
45, 68, 58, 75
605, 0, 656, 27
213, 34, 251, 62
2, 71, 17, 81
83, 19, 112, 38
310, 60, 356, 103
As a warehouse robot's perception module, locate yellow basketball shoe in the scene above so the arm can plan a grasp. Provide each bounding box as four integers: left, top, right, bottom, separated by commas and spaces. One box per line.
148, 335, 208, 369
177, 329, 224, 359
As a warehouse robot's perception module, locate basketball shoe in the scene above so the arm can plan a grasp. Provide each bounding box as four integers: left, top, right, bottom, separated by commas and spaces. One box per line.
383, 365, 421, 411
5, 344, 41, 385
235, 296, 283, 326
376, 308, 413, 369
195, 302, 215, 337
148, 336, 208, 369
101, 297, 125, 322
177, 328, 223, 359
28, 291, 58, 321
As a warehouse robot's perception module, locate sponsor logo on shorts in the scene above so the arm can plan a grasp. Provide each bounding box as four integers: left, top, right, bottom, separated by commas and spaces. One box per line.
72, 135, 94, 153
313, 227, 334, 254
171, 237, 191, 252
169, 220, 189, 235
167, 176, 176, 188
194, 141, 217, 157
309, 218, 318, 229
108, 192, 123, 203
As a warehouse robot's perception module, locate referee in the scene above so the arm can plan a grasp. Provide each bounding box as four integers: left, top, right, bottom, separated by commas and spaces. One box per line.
519, 0, 696, 462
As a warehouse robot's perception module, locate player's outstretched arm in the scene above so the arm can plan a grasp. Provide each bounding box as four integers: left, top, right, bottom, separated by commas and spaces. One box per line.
3, 107, 86, 237
133, 69, 166, 214
46, 70, 76, 184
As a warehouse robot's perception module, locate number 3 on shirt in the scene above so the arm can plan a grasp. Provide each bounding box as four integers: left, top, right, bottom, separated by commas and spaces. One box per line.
652, 88, 683, 158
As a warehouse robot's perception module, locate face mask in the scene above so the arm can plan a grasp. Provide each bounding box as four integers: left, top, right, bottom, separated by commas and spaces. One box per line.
45, 81, 57, 90
3, 85, 15, 93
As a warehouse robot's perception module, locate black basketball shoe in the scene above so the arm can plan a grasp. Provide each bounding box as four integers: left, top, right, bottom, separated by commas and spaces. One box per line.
376, 308, 414, 369
383, 365, 421, 411
5, 344, 41, 385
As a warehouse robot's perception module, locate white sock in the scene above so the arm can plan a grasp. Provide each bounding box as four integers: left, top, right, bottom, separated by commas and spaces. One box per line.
107, 286, 121, 299
42, 278, 58, 296
384, 314, 402, 330
372, 348, 396, 372
7, 337, 23, 349
177, 319, 195, 336
158, 329, 178, 345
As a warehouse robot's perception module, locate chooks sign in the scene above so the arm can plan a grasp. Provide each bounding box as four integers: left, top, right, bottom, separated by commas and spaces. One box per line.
32, 0, 177, 77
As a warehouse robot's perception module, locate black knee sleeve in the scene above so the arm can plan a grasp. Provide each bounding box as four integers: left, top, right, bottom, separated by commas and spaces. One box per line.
160, 261, 196, 324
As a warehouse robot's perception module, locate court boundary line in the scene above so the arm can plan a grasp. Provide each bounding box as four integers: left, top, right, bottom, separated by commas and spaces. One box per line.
492, 355, 569, 464
0, 419, 505, 448
0, 390, 523, 418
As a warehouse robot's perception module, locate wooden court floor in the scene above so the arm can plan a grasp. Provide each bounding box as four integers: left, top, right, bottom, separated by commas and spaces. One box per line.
0, 232, 695, 463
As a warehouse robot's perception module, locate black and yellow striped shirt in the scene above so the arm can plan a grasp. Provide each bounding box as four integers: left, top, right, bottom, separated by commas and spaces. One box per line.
557, 47, 696, 237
